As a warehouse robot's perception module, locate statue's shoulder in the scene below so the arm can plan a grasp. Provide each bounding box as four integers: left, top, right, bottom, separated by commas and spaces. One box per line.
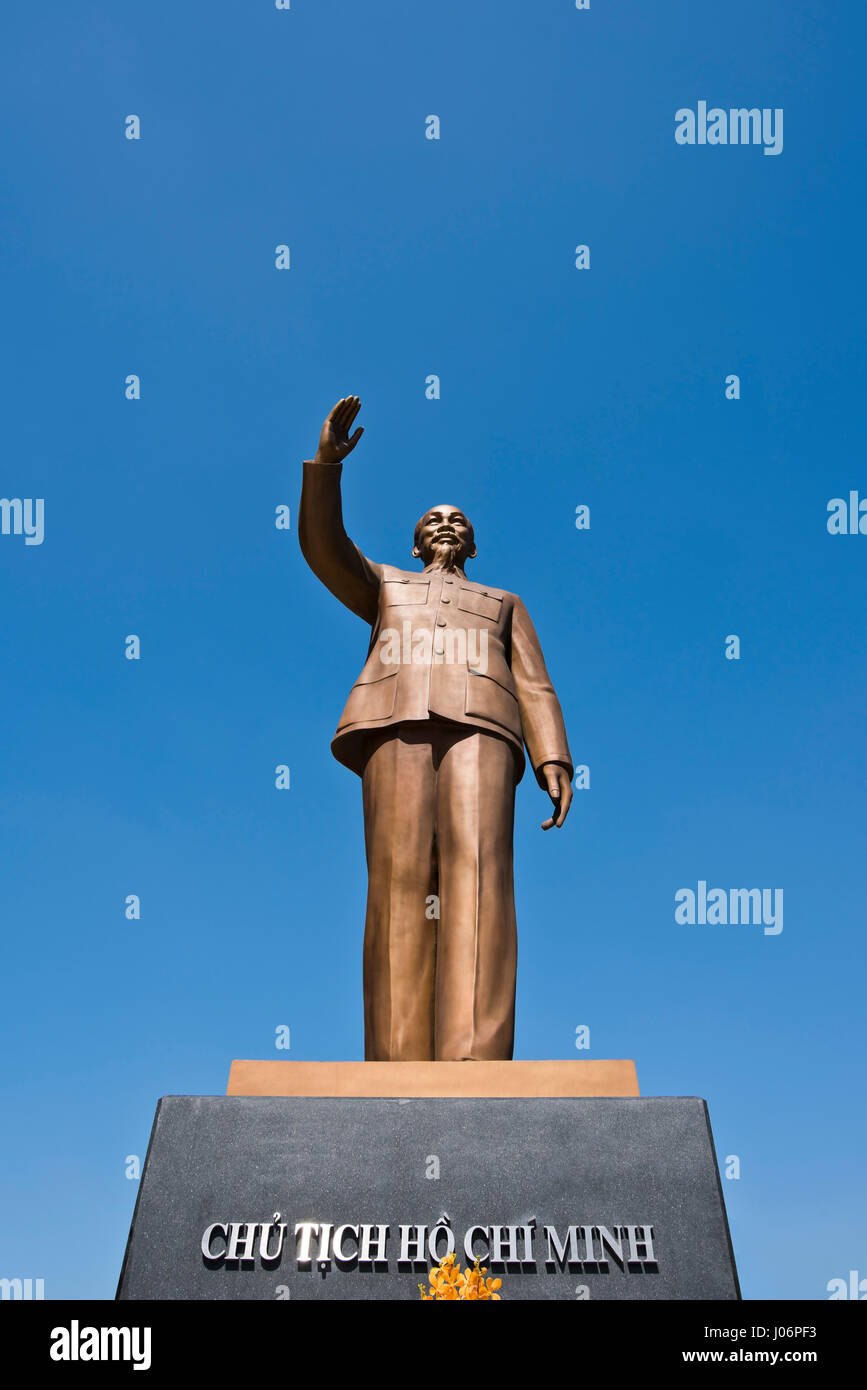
379, 563, 424, 583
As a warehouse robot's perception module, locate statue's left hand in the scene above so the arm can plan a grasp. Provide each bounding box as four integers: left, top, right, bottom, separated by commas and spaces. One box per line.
540, 764, 572, 830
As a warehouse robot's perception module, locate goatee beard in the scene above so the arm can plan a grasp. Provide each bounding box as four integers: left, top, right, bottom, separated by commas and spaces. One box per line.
431, 540, 459, 572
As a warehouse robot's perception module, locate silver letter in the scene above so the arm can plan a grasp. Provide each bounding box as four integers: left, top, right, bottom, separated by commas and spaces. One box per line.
597, 1226, 626, 1270
259, 1212, 288, 1266
490, 1225, 521, 1263
463, 1225, 490, 1263
333, 1224, 359, 1265
226, 1222, 258, 1262
544, 1225, 582, 1268
428, 1221, 455, 1262
201, 1222, 229, 1263
398, 1225, 427, 1264
294, 1222, 319, 1265
358, 1224, 389, 1266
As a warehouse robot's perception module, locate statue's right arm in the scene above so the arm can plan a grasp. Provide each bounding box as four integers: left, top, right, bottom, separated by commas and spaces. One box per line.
299, 396, 380, 624
299, 459, 381, 626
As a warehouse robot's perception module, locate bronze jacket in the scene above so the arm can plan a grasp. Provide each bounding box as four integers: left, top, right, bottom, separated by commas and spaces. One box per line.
299, 460, 572, 787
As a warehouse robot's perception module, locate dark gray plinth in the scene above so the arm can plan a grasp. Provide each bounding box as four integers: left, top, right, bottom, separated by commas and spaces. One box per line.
117, 1096, 739, 1300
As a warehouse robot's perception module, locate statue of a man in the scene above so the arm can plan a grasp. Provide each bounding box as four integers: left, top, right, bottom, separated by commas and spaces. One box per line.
299, 397, 573, 1062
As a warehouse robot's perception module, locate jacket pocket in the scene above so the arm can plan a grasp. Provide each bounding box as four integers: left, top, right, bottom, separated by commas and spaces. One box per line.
465, 666, 520, 734
457, 588, 502, 622
382, 579, 430, 607
337, 666, 398, 728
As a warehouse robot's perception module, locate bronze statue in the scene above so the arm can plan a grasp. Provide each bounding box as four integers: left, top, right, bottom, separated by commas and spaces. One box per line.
300, 397, 572, 1062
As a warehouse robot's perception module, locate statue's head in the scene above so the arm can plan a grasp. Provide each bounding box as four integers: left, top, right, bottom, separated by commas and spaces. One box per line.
412, 504, 476, 572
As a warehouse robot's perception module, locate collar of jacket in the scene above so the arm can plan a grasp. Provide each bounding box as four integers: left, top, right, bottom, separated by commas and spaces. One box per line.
421, 563, 468, 579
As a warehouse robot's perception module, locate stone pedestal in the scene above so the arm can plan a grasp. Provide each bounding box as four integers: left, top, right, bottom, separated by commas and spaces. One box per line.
116, 1065, 739, 1301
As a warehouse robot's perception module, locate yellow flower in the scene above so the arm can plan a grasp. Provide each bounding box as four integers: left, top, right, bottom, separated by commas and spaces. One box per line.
419, 1253, 505, 1300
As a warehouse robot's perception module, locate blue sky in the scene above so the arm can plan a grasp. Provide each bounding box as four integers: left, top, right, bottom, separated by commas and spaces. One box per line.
1, 0, 864, 1300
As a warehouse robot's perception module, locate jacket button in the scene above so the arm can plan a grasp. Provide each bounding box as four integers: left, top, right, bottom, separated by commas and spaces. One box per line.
437, 620, 446, 627
441, 597, 450, 604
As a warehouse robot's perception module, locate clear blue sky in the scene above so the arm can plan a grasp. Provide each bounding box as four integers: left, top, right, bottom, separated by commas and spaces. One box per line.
1, 0, 864, 1300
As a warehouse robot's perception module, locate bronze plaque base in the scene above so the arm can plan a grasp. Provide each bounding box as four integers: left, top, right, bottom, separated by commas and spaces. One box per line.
227, 1058, 639, 1098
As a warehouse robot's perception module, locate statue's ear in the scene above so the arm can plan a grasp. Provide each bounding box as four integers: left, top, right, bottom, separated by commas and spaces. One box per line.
469, 543, 477, 559
412, 545, 421, 559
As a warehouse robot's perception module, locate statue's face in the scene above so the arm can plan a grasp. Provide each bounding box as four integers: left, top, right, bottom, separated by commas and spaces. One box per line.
413, 505, 476, 569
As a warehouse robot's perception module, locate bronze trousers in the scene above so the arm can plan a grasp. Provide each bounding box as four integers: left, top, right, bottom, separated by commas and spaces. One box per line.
361, 720, 519, 1061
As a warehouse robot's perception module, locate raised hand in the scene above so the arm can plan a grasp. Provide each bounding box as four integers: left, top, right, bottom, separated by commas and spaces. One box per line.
314, 396, 364, 466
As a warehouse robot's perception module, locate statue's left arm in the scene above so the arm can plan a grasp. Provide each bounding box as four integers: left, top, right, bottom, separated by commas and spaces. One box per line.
510, 597, 574, 829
